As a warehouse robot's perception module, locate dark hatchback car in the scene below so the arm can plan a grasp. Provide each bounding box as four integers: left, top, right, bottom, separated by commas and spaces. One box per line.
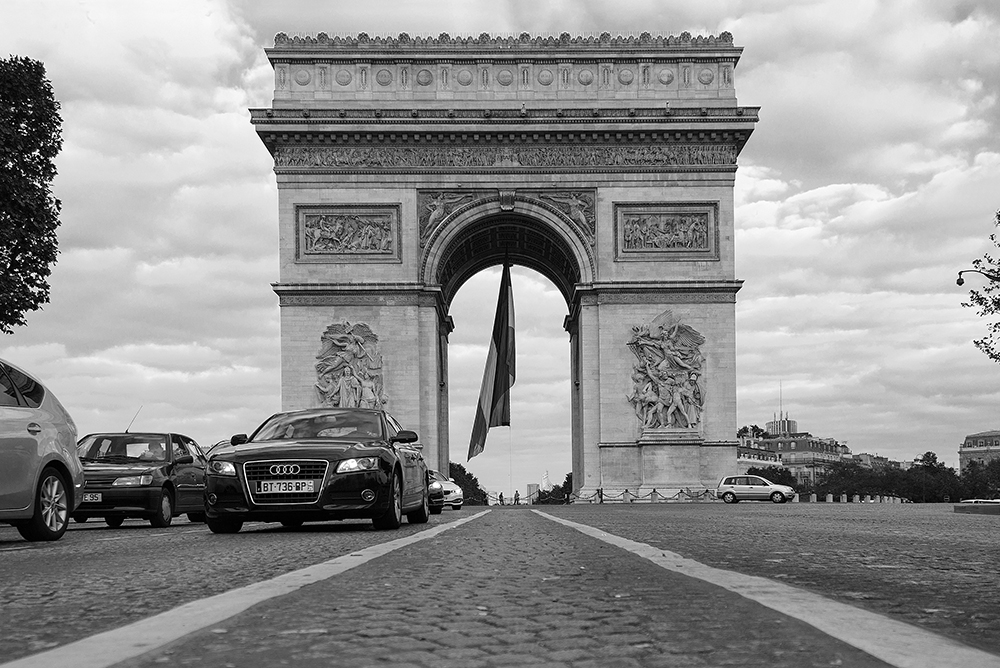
204, 408, 430, 533
74, 432, 208, 527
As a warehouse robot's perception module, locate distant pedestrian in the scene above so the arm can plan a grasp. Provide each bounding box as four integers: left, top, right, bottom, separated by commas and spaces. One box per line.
498, 492, 504, 506
513, 491, 520, 505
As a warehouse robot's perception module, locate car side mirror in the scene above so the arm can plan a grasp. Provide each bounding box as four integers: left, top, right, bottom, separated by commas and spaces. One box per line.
231, 434, 248, 446
174, 454, 194, 464
390, 429, 418, 444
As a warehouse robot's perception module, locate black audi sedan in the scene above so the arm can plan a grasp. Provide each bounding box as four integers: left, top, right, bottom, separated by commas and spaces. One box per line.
74, 432, 208, 527
204, 408, 430, 533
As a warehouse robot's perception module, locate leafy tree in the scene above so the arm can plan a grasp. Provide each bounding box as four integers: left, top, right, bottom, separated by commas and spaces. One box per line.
449, 461, 488, 505
1, 56, 63, 334
737, 424, 771, 439
961, 210, 1000, 363
959, 459, 1000, 500
746, 465, 795, 487
535, 472, 572, 504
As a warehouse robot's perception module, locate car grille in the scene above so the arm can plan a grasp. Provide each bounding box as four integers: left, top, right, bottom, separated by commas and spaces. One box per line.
84, 473, 119, 487
244, 459, 329, 505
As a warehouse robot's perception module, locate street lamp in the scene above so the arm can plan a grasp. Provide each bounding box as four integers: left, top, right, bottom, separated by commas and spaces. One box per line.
956, 269, 1000, 286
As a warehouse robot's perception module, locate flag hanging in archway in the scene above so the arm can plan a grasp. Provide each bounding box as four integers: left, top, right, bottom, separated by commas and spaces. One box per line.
468, 263, 515, 460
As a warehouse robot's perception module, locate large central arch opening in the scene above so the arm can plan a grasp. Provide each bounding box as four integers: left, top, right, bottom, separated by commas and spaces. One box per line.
430, 208, 588, 500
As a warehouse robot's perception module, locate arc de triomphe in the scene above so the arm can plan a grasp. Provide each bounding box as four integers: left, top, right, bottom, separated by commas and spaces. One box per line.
251, 31, 758, 497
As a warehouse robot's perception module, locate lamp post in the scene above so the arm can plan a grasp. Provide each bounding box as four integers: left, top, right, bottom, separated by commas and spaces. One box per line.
957, 269, 1000, 286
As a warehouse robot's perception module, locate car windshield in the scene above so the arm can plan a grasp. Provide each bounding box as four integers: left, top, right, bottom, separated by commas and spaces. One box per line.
253, 410, 383, 442
77, 434, 168, 463
429, 470, 449, 482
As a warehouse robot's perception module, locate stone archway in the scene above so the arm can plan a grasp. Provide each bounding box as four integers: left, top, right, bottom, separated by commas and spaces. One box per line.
253, 31, 758, 497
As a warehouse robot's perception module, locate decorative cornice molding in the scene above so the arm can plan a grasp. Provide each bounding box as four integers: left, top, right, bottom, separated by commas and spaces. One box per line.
252, 107, 760, 123
272, 31, 736, 50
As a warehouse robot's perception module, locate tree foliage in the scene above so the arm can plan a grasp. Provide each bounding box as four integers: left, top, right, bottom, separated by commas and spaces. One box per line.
449, 461, 488, 505
535, 472, 573, 504
737, 424, 771, 439
797, 451, 977, 502
746, 465, 795, 487
962, 210, 1000, 363
0, 56, 63, 334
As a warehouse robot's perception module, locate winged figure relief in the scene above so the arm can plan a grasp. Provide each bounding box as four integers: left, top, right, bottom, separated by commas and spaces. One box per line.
315, 322, 388, 410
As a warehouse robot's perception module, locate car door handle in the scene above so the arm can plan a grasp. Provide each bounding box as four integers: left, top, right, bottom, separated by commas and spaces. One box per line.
27, 423, 42, 435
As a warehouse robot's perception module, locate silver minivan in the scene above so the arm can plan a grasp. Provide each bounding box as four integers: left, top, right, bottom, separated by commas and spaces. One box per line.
0, 358, 84, 540
717, 475, 795, 504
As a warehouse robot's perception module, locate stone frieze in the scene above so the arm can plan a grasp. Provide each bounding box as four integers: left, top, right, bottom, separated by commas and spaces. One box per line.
276, 145, 737, 171
295, 204, 401, 263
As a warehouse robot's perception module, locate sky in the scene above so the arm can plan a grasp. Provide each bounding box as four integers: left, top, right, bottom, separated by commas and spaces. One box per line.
2, 0, 999, 497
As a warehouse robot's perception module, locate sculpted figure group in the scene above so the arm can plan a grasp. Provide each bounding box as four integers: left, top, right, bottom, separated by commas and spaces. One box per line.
626, 311, 705, 430
315, 322, 388, 410
303, 214, 394, 254
622, 212, 708, 251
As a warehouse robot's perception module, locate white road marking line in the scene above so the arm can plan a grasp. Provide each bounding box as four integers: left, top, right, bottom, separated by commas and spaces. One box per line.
0, 546, 34, 552
535, 510, 1000, 668
1, 511, 490, 668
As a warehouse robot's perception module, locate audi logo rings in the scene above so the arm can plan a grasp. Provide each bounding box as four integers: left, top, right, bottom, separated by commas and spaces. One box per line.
270, 464, 301, 476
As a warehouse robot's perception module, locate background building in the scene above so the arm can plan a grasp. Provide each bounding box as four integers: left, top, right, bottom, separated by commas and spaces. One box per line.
758, 414, 850, 486
736, 434, 781, 474
959, 430, 1000, 471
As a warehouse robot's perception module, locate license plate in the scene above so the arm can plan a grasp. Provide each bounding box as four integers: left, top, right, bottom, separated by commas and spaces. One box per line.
83, 493, 102, 503
258, 480, 314, 493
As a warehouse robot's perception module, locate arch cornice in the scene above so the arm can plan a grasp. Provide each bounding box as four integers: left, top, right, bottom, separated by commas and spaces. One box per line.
421, 195, 595, 307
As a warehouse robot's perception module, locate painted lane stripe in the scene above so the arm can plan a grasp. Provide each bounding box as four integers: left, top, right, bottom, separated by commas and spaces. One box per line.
535, 510, 1000, 668
1, 511, 490, 668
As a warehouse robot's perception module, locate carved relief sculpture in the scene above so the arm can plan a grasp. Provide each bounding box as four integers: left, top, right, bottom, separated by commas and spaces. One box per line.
315, 322, 388, 410
614, 202, 718, 261
626, 310, 705, 430
297, 205, 400, 262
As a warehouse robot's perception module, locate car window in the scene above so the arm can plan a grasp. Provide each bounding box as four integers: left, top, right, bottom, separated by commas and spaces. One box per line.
184, 437, 206, 461
171, 435, 189, 458
78, 434, 168, 462
722, 477, 736, 485
254, 410, 382, 441
0, 365, 20, 407
429, 470, 449, 482
3, 365, 44, 408
385, 414, 401, 439
749, 477, 767, 486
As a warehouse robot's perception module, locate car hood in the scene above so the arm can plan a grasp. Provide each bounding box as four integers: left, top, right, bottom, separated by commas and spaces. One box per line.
81, 462, 160, 476
215, 439, 382, 462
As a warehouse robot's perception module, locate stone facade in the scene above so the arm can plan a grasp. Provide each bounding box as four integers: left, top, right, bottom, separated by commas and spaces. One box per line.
253, 32, 758, 496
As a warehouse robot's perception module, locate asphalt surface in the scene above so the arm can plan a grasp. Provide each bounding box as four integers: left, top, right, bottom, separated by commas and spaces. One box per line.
1, 503, 998, 667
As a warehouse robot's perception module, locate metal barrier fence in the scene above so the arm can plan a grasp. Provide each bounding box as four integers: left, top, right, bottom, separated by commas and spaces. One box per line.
484, 487, 719, 505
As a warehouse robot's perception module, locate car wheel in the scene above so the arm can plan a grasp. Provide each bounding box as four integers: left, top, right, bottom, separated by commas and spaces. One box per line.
372, 472, 402, 530
721, 491, 738, 504
16, 468, 70, 542
280, 519, 304, 528
407, 486, 430, 524
187, 512, 206, 523
149, 489, 174, 528
105, 516, 125, 528
770, 491, 785, 504
206, 516, 243, 534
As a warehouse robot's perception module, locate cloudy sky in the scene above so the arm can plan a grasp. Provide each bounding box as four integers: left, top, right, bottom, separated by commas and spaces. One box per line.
2, 0, 998, 497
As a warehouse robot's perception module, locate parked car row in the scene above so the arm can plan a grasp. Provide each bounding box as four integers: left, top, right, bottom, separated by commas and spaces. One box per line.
1, 357, 438, 541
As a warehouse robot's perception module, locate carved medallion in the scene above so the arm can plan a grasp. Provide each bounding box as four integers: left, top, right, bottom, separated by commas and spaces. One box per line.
614, 202, 719, 261
537, 69, 554, 86
617, 68, 634, 85
626, 310, 705, 430
296, 204, 401, 263
335, 69, 352, 86
578, 69, 594, 85
294, 69, 311, 86
658, 68, 674, 85
416, 68, 433, 86
496, 69, 514, 86
376, 69, 392, 86
315, 322, 388, 410
698, 68, 715, 85
457, 69, 473, 86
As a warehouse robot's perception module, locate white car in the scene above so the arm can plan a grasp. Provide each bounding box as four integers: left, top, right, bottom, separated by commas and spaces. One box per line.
428, 469, 463, 512
717, 475, 795, 504
0, 358, 84, 540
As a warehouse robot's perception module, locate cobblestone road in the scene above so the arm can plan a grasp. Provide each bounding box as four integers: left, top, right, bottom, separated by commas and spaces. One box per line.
2, 503, 997, 667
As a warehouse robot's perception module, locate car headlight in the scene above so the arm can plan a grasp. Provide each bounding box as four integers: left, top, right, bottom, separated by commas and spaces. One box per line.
336, 457, 378, 473
429, 481, 443, 490
208, 460, 237, 477
113, 475, 153, 486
